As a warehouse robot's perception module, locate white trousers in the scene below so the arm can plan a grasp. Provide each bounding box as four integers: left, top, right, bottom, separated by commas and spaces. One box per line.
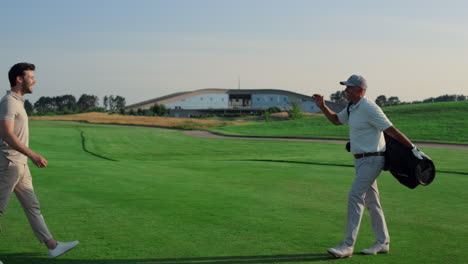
344, 156, 390, 246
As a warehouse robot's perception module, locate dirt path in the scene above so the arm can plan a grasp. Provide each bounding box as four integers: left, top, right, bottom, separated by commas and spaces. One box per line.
183, 130, 468, 150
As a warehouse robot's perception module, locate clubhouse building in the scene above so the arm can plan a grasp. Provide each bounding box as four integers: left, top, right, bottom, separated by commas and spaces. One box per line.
126, 88, 344, 117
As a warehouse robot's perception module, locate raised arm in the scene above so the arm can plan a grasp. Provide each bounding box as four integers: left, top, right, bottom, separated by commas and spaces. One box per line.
312, 94, 342, 125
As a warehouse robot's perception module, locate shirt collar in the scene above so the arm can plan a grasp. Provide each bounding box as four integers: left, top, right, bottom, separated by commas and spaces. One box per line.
350, 97, 366, 111
7, 90, 25, 103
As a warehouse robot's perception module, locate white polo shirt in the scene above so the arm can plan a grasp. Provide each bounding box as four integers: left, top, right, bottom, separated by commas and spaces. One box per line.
337, 97, 392, 155
0, 91, 29, 164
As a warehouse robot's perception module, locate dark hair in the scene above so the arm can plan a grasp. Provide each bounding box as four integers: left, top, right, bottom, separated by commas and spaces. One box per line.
8, 62, 36, 87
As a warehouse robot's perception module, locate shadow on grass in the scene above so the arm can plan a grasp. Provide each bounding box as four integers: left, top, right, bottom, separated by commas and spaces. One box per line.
80, 130, 118, 161
232, 159, 354, 168
0, 252, 335, 264
236, 159, 468, 175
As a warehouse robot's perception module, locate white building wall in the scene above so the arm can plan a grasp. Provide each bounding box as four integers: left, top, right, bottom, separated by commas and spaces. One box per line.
163, 92, 320, 113
165, 94, 229, 109
252, 94, 319, 113
252, 94, 291, 109
302, 101, 321, 113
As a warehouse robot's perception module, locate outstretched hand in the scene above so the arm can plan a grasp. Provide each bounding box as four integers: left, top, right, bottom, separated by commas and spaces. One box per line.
312, 94, 325, 108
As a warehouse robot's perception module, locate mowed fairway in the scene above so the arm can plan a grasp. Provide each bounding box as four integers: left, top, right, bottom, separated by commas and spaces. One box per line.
0, 121, 467, 264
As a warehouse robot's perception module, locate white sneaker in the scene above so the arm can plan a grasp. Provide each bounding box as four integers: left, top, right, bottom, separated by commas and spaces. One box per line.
48, 241, 80, 258
361, 242, 389, 255
327, 242, 354, 258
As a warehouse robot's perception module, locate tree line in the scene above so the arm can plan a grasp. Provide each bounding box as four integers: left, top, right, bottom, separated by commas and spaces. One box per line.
127, 104, 169, 117
25, 94, 126, 116
329, 90, 467, 107
26, 94, 170, 117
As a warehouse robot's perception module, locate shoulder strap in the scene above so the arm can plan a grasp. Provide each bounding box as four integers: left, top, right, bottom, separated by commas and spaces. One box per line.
347, 102, 352, 116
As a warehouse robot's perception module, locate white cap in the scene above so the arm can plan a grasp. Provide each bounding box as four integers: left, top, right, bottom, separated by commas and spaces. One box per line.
340, 74, 367, 89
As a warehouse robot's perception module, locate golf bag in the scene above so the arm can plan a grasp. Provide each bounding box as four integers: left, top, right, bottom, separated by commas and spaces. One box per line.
382, 133, 436, 189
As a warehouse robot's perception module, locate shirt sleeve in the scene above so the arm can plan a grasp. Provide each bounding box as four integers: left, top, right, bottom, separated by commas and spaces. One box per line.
0, 98, 17, 121
336, 107, 349, 125
366, 103, 392, 131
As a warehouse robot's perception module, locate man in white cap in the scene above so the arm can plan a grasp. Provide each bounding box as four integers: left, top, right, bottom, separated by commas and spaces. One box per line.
0, 62, 79, 258
312, 74, 429, 258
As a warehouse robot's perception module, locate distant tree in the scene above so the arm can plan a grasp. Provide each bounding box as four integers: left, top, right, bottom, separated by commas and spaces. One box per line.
113, 96, 126, 112
24, 99, 34, 115
387, 96, 400, 106
107, 95, 115, 111
34, 96, 57, 114
103, 95, 126, 112
77, 94, 99, 112
330, 90, 347, 105
128, 109, 135, 115
151, 104, 167, 116
375, 95, 387, 107
103, 96, 109, 110
55, 94, 77, 113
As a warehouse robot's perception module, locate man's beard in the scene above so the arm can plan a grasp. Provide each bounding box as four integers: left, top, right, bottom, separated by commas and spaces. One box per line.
22, 82, 33, 94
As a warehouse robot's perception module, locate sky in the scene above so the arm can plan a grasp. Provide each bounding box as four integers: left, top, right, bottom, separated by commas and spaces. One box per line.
1, 0, 468, 105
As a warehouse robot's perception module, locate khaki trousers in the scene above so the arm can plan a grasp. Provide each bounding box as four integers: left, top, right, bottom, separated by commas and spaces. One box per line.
0, 157, 52, 243
344, 156, 390, 246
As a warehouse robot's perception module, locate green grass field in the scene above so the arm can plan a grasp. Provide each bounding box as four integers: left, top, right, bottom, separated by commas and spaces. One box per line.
209, 101, 468, 144
0, 119, 466, 264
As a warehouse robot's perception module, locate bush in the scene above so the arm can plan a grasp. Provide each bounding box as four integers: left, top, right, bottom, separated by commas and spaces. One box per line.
265, 107, 282, 114
288, 99, 304, 120
264, 111, 272, 122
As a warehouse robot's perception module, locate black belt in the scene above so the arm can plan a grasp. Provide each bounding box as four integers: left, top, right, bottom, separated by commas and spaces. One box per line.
354, 152, 385, 159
